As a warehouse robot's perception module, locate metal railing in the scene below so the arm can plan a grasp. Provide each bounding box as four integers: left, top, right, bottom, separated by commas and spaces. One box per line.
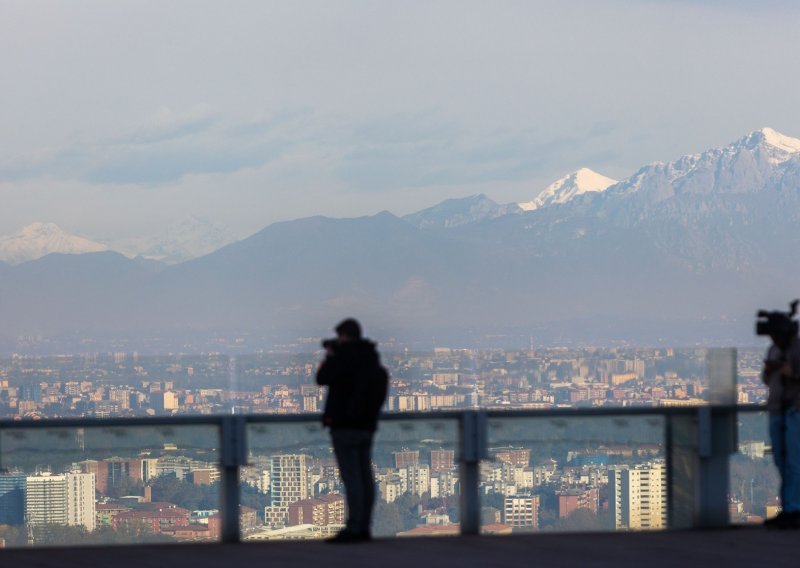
0, 403, 763, 543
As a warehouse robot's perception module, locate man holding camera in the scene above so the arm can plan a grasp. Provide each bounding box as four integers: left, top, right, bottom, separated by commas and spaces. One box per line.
316, 318, 388, 543
760, 301, 800, 529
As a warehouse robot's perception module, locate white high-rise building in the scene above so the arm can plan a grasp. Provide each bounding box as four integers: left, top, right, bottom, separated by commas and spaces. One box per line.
610, 461, 666, 530
503, 495, 539, 529
25, 472, 96, 531
25, 473, 68, 527
66, 472, 96, 530
379, 474, 403, 503
430, 470, 458, 499
400, 464, 430, 496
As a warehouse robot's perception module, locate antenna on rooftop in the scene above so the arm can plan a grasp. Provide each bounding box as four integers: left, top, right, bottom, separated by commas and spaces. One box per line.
228, 355, 237, 415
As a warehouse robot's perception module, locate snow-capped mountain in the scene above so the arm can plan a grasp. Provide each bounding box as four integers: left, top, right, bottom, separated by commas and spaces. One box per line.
107, 216, 240, 264
0, 222, 108, 265
402, 194, 521, 229
752, 126, 800, 162
519, 167, 618, 211
605, 127, 800, 204
2, 127, 800, 346
502, 126, 800, 276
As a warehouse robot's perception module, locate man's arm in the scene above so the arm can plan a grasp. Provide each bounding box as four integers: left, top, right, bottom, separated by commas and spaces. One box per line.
763, 345, 783, 385
763, 360, 784, 385
316, 354, 341, 386
786, 342, 800, 383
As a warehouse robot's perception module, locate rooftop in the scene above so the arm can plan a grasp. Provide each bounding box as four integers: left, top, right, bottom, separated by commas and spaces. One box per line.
3, 527, 798, 568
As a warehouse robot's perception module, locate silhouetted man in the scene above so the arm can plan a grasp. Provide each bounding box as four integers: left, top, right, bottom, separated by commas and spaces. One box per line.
763, 325, 800, 529
317, 318, 388, 543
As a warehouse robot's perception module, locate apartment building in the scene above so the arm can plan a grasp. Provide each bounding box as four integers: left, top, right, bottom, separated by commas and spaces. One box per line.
610, 462, 667, 530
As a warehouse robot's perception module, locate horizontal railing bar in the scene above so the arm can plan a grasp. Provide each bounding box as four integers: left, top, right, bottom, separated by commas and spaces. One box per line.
486, 403, 766, 418
0, 404, 766, 430
486, 406, 693, 419
0, 414, 231, 430
730, 404, 767, 413
245, 409, 466, 423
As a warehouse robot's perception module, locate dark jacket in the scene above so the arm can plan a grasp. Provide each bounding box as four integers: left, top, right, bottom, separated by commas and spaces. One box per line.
316, 339, 388, 431
763, 335, 800, 413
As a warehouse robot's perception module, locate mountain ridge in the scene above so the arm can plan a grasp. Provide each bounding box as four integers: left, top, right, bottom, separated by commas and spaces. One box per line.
1, 127, 799, 345
402, 194, 521, 229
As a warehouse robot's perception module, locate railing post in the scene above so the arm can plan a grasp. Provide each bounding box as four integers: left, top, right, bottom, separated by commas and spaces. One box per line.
699, 349, 737, 528
220, 415, 246, 543
459, 410, 486, 535
666, 411, 696, 529
667, 349, 737, 529
694, 406, 737, 528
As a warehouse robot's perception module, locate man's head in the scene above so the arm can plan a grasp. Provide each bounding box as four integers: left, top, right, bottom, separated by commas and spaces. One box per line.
335, 318, 362, 342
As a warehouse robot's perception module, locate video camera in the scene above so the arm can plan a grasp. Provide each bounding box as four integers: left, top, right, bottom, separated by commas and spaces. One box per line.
756, 300, 800, 337
322, 338, 338, 351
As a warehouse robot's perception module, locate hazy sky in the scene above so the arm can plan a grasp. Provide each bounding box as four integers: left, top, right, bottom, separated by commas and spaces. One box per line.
1, 0, 799, 239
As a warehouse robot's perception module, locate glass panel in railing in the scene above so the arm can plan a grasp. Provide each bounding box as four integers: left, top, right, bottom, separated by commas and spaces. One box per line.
0, 423, 220, 547
386, 347, 719, 410
244, 420, 337, 541
0, 347, 727, 419
0, 354, 233, 419
231, 353, 324, 415
372, 418, 460, 538
243, 417, 459, 540
707, 348, 737, 406
736, 349, 769, 405
483, 414, 665, 534
729, 410, 780, 524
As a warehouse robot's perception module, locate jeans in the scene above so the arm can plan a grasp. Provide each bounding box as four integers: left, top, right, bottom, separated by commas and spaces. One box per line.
769, 409, 800, 513
331, 428, 375, 533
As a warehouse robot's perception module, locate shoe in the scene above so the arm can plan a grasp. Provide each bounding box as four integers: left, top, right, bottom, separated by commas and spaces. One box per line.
765, 511, 800, 530
324, 530, 372, 544
764, 512, 788, 529
777, 512, 800, 530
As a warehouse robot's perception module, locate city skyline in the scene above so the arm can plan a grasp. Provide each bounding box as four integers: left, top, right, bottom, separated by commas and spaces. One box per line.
0, 346, 776, 545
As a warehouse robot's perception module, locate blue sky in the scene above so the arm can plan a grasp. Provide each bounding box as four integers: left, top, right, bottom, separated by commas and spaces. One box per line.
1, 0, 798, 239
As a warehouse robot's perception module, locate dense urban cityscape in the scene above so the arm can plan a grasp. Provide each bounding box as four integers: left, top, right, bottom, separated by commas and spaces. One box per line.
0, 346, 778, 547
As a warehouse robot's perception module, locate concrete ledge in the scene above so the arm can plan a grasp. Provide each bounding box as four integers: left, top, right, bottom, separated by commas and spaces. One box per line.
2, 527, 799, 568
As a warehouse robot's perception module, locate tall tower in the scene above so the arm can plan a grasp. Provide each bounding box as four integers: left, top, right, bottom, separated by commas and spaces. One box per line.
66, 472, 96, 531
269, 454, 310, 507
263, 454, 311, 528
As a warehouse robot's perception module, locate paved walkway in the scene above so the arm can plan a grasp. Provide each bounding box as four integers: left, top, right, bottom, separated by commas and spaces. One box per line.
3, 527, 800, 568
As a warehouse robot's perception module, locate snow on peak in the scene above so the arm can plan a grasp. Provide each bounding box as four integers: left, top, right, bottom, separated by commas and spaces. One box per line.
0, 222, 108, 265
519, 168, 618, 211
21, 222, 62, 235
759, 127, 800, 154
733, 127, 800, 165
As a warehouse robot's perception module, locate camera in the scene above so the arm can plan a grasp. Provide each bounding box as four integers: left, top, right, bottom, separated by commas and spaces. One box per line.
322, 338, 338, 350
756, 300, 800, 337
